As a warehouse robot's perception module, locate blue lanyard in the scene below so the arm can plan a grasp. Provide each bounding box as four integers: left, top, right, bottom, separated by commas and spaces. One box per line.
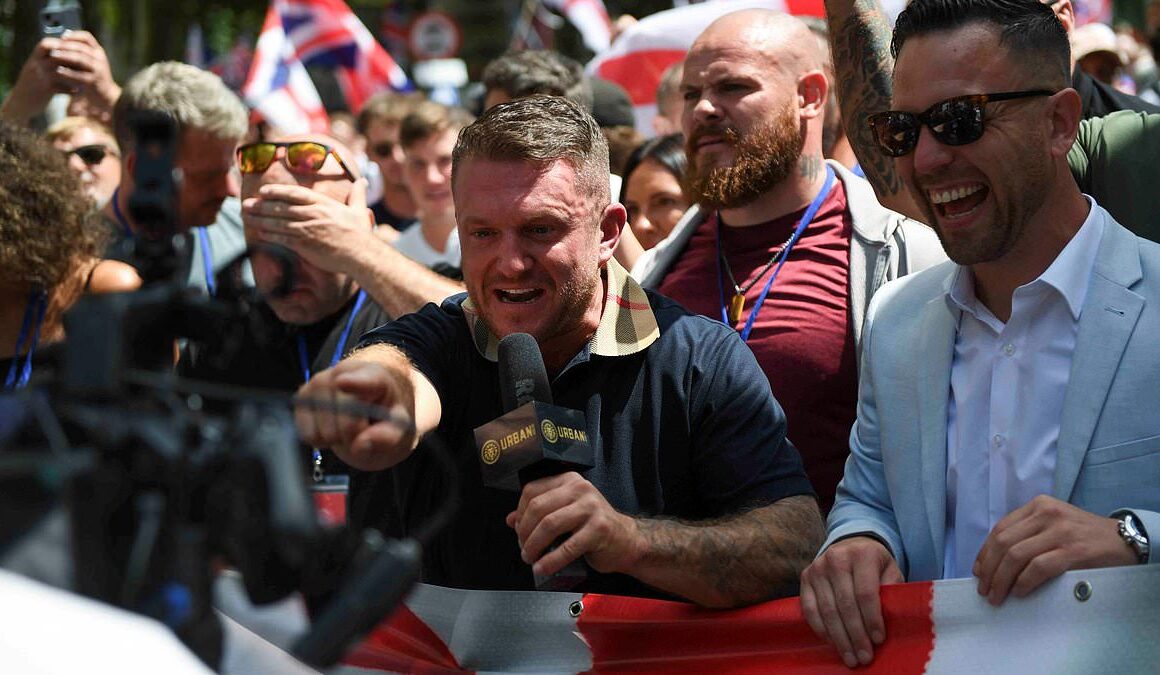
111, 187, 132, 237
195, 226, 216, 297
5, 290, 48, 390
113, 188, 216, 296
716, 165, 836, 342
297, 290, 367, 383
298, 289, 366, 481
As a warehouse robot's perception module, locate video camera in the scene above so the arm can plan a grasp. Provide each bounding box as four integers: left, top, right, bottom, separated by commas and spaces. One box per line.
0, 112, 457, 669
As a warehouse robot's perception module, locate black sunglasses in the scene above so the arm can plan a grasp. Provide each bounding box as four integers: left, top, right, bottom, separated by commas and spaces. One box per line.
66, 144, 117, 165
867, 90, 1055, 157
236, 141, 356, 182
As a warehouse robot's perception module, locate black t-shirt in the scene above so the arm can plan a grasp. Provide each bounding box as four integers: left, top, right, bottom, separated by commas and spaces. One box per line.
180, 290, 391, 474
371, 200, 416, 233
351, 292, 813, 599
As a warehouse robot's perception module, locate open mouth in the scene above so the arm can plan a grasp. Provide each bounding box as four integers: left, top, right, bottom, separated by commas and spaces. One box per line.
928, 183, 987, 220
496, 289, 544, 304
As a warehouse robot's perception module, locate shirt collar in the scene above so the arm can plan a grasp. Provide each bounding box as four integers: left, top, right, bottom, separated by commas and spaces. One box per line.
462, 258, 661, 362
946, 196, 1105, 321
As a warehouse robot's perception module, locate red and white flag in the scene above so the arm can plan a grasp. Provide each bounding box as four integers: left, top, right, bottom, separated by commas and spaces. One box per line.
543, 0, 614, 54
586, 0, 825, 134
243, 0, 411, 134
216, 564, 1160, 672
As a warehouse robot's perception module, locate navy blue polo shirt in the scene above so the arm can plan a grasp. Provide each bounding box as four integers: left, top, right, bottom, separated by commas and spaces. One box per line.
350, 260, 813, 599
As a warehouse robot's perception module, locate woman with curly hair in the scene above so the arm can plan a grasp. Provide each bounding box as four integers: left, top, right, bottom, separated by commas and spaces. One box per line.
0, 121, 138, 389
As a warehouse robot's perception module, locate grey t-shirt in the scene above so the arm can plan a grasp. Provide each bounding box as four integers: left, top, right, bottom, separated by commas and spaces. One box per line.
103, 196, 252, 294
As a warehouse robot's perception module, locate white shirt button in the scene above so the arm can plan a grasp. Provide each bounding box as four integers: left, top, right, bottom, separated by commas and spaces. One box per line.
1003, 343, 1016, 356
992, 434, 1004, 447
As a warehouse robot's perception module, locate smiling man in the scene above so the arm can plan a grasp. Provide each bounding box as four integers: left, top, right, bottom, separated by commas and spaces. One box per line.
800, 0, 1160, 668
294, 95, 824, 606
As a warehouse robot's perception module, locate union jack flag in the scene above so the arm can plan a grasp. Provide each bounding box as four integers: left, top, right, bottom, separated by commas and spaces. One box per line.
243, 0, 411, 134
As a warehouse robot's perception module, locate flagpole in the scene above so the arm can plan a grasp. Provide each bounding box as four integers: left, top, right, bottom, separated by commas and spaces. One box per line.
509, 0, 543, 51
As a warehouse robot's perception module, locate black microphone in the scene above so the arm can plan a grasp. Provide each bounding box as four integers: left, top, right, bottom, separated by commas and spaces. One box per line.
498, 332, 554, 411
474, 333, 594, 590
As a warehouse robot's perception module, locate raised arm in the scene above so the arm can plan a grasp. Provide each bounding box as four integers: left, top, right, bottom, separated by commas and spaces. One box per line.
244, 179, 463, 318
295, 343, 442, 471
343, 237, 465, 318
824, 0, 921, 217
1, 32, 120, 127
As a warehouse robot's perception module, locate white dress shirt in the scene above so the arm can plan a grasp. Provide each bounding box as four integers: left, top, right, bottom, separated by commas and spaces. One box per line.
943, 198, 1106, 579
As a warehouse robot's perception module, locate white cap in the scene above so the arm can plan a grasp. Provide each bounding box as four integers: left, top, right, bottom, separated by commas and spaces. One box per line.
1071, 22, 1124, 65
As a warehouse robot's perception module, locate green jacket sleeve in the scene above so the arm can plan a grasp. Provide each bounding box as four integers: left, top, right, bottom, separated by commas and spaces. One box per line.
1068, 111, 1160, 243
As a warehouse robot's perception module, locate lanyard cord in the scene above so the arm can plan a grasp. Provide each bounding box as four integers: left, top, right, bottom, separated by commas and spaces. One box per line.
5, 290, 48, 390
297, 289, 369, 383
297, 289, 368, 482
110, 187, 133, 237
715, 165, 836, 342
195, 226, 216, 297
113, 188, 216, 296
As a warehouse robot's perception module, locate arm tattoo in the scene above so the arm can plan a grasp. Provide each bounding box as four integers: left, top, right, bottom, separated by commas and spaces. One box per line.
827, 0, 906, 200
634, 495, 824, 606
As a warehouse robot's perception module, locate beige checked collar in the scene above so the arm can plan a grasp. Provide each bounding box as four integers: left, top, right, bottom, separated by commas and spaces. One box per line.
461, 258, 661, 362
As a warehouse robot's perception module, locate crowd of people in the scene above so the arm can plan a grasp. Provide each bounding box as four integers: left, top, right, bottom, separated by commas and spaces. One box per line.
2, 0, 1159, 668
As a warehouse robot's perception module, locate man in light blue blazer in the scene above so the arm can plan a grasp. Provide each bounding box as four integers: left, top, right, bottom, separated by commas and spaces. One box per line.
800, 0, 1159, 669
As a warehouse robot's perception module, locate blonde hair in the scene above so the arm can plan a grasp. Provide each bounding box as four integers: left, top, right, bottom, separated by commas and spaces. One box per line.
45, 116, 119, 151
113, 61, 247, 151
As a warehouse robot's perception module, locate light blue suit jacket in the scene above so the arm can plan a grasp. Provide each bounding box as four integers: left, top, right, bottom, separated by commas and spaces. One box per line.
825, 207, 1160, 581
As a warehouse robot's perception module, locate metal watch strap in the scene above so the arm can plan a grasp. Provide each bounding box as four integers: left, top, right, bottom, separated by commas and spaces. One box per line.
1117, 512, 1150, 564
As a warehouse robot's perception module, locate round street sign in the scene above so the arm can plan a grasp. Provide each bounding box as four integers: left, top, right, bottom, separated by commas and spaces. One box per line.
408, 11, 462, 60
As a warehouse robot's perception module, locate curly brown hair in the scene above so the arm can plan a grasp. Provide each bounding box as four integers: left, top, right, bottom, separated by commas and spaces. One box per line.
0, 121, 105, 292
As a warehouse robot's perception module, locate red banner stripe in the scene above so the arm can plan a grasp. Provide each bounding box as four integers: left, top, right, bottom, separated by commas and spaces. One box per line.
577, 582, 935, 673
784, 0, 827, 17
344, 604, 467, 673
596, 49, 688, 105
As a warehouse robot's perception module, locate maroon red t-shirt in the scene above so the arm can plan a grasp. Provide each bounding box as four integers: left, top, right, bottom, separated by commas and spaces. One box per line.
658, 182, 857, 512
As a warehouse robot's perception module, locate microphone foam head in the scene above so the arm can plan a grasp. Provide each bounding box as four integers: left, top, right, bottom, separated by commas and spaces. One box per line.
497, 333, 553, 409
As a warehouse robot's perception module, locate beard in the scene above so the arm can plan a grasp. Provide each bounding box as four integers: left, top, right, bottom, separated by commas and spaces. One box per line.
910, 138, 1051, 267
682, 106, 804, 210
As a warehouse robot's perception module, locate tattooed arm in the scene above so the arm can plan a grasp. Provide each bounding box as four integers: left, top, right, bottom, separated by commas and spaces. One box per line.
628, 495, 825, 606
509, 476, 824, 608
825, 0, 921, 218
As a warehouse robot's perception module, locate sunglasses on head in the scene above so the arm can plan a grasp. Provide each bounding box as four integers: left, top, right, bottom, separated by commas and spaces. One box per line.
66, 144, 117, 165
867, 90, 1055, 157
236, 141, 356, 181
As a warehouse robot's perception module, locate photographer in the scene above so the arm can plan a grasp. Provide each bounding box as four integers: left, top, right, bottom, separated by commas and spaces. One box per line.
1, 30, 120, 128
104, 62, 249, 295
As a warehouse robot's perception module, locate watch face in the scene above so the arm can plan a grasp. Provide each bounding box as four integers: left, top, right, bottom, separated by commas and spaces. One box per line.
1120, 514, 1149, 563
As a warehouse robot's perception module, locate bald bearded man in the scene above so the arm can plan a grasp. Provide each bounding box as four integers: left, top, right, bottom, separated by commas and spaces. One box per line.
634, 10, 945, 511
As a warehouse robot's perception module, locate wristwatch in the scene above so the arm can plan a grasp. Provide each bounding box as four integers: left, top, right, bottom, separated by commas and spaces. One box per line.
1116, 512, 1150, 564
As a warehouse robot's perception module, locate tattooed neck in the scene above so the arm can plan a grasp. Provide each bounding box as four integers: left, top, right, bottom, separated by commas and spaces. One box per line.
799, 153, 823, 182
